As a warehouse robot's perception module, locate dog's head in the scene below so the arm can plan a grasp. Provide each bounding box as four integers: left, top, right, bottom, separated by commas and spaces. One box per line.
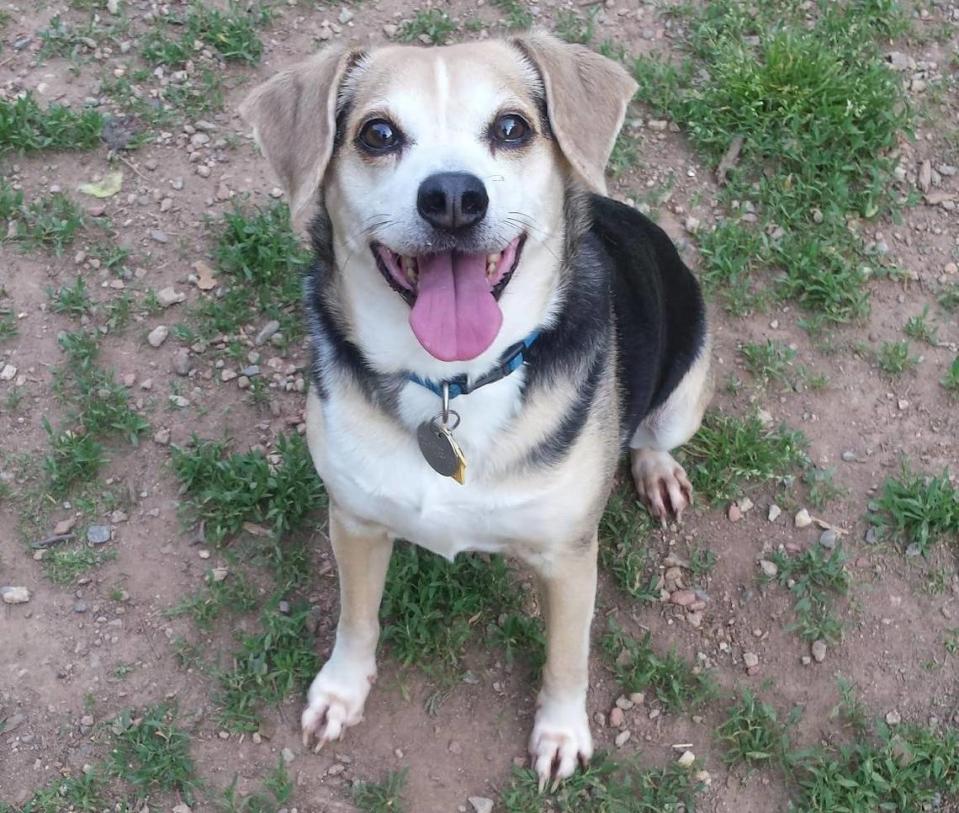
241, 35, 635, 367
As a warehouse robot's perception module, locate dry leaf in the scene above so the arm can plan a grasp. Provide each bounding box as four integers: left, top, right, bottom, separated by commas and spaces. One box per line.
192, 260, 218, 290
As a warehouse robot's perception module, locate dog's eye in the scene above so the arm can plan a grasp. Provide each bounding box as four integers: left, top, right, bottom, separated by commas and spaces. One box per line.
492, 114, 531, 144
358, 119, 401, 152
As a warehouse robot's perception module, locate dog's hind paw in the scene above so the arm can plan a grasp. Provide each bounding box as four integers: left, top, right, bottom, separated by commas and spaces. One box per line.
631, 448, 693, 521
529, 696, 593, 792
301, 657, 375, 752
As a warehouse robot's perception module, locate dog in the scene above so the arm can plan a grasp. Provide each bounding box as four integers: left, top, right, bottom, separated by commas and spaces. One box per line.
240, 33, 711, 788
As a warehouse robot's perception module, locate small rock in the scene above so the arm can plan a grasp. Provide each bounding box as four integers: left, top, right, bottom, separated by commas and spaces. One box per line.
841, 450, 857, 462
767, 504, 781, 522
0, 364, 17, 381
255, 320, 281, 346
609, 707, 625, 728
629, 692, 645, 705
615, 695, 634, 710
743, 652, 759, 668
886, 710, 902, 726
54, 517, 77, 535
383, 23, 398, 37
211, 567, 229, 582
172, 805, 192, 813
157, 287, 185, 308
670, 589, 696, 607
74, 601, 88, 613
794, 508, 812, 528
677, 750, 696, 768
221, 369, 238, 382
864, 527, 880, 545
469, 799, 494, 813
86, 525, 111, 545
339, 7, 354, 23
281, 747, 295, 764
149, 229, 169, 243
819, 529, 838, 550
727, 503, 742, 522
172, 348, 192, 376
147, 325, 169, 347
811, 639, 827, 663
759, 560, 778, 578
614, 729, 631, 747
153, 428, 171, 446
684, 216, 700, 233
1, 586, 30, 604
80, 714, 94, 727
327, 763, 346, 776
905, 543, 922, 557
739, 497, 754, 513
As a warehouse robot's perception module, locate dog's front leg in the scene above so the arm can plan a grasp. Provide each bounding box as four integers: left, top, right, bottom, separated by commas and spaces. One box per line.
302, 502, 393, 751
528, 533, 597, 790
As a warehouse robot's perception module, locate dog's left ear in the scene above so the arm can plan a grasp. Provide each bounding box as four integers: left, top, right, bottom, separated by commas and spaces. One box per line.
239, 46, 359, 235
515, 34, 637, 195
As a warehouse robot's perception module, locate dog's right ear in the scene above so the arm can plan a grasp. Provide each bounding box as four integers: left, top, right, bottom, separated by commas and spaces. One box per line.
239, 46, 359, 235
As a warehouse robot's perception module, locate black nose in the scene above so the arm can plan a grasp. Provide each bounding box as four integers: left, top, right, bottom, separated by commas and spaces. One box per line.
417, 172, 489, 232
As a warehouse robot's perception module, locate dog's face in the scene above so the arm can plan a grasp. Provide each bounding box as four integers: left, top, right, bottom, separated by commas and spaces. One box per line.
241, 36, 636, 366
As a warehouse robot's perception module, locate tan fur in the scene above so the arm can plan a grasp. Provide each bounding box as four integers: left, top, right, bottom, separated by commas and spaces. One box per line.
516, 34, 638, 194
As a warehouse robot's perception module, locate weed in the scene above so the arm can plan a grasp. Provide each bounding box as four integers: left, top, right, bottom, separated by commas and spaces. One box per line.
0, 94, 103, 153
14, 193, 86, 254
741, 339, 797, 385
830, 675, 869, 734
804, 467, 848, 509
218, 758, 291, 813
904, 306, 939, 345
945, 628, 959, 656
680, 411, 808, 503
607, 129, 639, 178
598, 481, 658, 601
143, 3, 270, 67
42, 421, 105, 496
876, 340, 918, 375
491, 0, 532, 30
602, 620, 715, 711
941, 355, 959, 397
764, 545, 849, 642
399, 10, 456, 44
14, 771, 104, 813
217, 608, 321, 731
104, 292, 133, 331
689, 547, 718, 578
352, 768, 408, 813
168, 570, 258, 629
871, 465, 958, 555
43, 545, 116, 584
164, 66, 227, 118
171, 432, 324, 543
500, 753, 704, 812
49, 276, 92, 318
717, 689, 793, 767
87, 241, 131, 275
939, 282, 959, 312
0, 313, 17, 343
108, 703, 197, 801
554, 7, 598, 45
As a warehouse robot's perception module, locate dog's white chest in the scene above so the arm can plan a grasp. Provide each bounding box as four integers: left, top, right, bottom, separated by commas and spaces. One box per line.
306, 386, 584, 560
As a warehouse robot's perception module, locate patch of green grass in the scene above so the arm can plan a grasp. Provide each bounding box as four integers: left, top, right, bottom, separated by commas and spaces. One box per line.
804, 467, 848, 510
49, 276, 92, 318
168, 570, 258, 629
0, 93, 103, 153
142, 2, 270, 66
399, 9, 456, 44
164, 66, 227, 118
598, 481, 658, 601
108, 703, 198, 802
791, 723, 959, 811
904, 305, 939, 345
718, 689, 795, 767
194, 201, 308, 341
171, 432, 324, 543
607, 129, 639, 178
689, 547, 717, 578
939, 282, 959, 312
680, 411, 809, 503
42, 421, 105, 496
876, 340, 918, 376
87, 241, 131, 275
43, 545, 117, 584
217, 607, 321, 731
5, 192, 86, 254
492, 0, 532, 30
554, 7, 598, 45
830, 675, 869, 734
871, 465, 958, 556
352, 768, 408, 813
500, 753, 704, 812
381, 543, 544, 677
218, 758, 291, 813
0, 312, 17, 343
602, 620, 716, 712
14, 771, 104, 813
741, 339, 797, 385
634, 0, 910, 323
764, 544, 849, 642
941, 355, 959, 397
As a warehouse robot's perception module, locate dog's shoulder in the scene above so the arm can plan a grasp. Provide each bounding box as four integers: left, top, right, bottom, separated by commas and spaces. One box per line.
588, 195, 707, 438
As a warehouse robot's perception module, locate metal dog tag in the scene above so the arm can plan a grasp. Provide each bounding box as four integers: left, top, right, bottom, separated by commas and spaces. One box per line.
417, 417, 467, 484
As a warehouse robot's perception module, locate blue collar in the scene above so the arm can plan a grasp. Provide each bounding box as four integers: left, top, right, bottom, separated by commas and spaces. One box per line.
407, 330, 540, 399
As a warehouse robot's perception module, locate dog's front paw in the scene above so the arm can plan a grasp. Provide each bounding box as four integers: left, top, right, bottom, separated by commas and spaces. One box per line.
631, 449, 693, 520
301, 655, 375, 752
529, 694, 593, 791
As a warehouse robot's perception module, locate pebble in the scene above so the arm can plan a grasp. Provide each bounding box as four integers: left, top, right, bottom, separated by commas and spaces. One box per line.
157, 287, 185, 307
153, 428, 171, 445
615, 695, 634, 710
743, 651, 759, 668
759, 560, 778, 578
794, 508, 812, 528
339, 7, 354, 23
172, 805, 192, 813
629, 692, 645, 705
147, 325, 169, 347
0, 364, 17, 381
886, 710, 902, 726
841, 450, 857, 462
609, 707, 625, 728
811, 640, 827, 663
727, 503, 742, 522
86, 525, 111, 545
281, 747, 295, 764
221, 369, 238, 382
670, 589, 697, 607
677, 750, 696, 768
469, 799, 493, 813
172, 348, 192, 376
149, 229, 169, 243
864, 527, 880, 545
819, 529, 838, 550
74, 601, 88, 613
383, 23, 398, 37
767, 504, 781, 522
1, 586, 30, 604
614, 729, 631, 747
255, 320, 281, 346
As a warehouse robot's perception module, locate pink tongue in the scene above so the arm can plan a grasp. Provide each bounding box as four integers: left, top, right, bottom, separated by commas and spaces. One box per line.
409, 251, 502, 361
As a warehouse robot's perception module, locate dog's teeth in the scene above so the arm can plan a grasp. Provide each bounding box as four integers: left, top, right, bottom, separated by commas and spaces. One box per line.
401, 255, 417, 284
488, 251, 501, 265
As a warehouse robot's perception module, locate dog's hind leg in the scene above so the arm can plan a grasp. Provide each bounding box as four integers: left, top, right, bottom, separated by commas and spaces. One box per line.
630, 341, 712, 520
526, 535, 597, 790
301, 502, 393, 751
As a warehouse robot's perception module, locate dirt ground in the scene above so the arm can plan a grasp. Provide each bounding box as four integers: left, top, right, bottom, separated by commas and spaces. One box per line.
1, 0, 958, 811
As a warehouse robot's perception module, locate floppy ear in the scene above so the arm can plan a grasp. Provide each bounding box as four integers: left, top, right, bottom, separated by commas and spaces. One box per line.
515, 34, 637, 195
239, 46, 358, 235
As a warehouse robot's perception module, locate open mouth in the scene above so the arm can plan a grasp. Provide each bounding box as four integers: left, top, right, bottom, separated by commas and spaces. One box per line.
372, 234, 526, 362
